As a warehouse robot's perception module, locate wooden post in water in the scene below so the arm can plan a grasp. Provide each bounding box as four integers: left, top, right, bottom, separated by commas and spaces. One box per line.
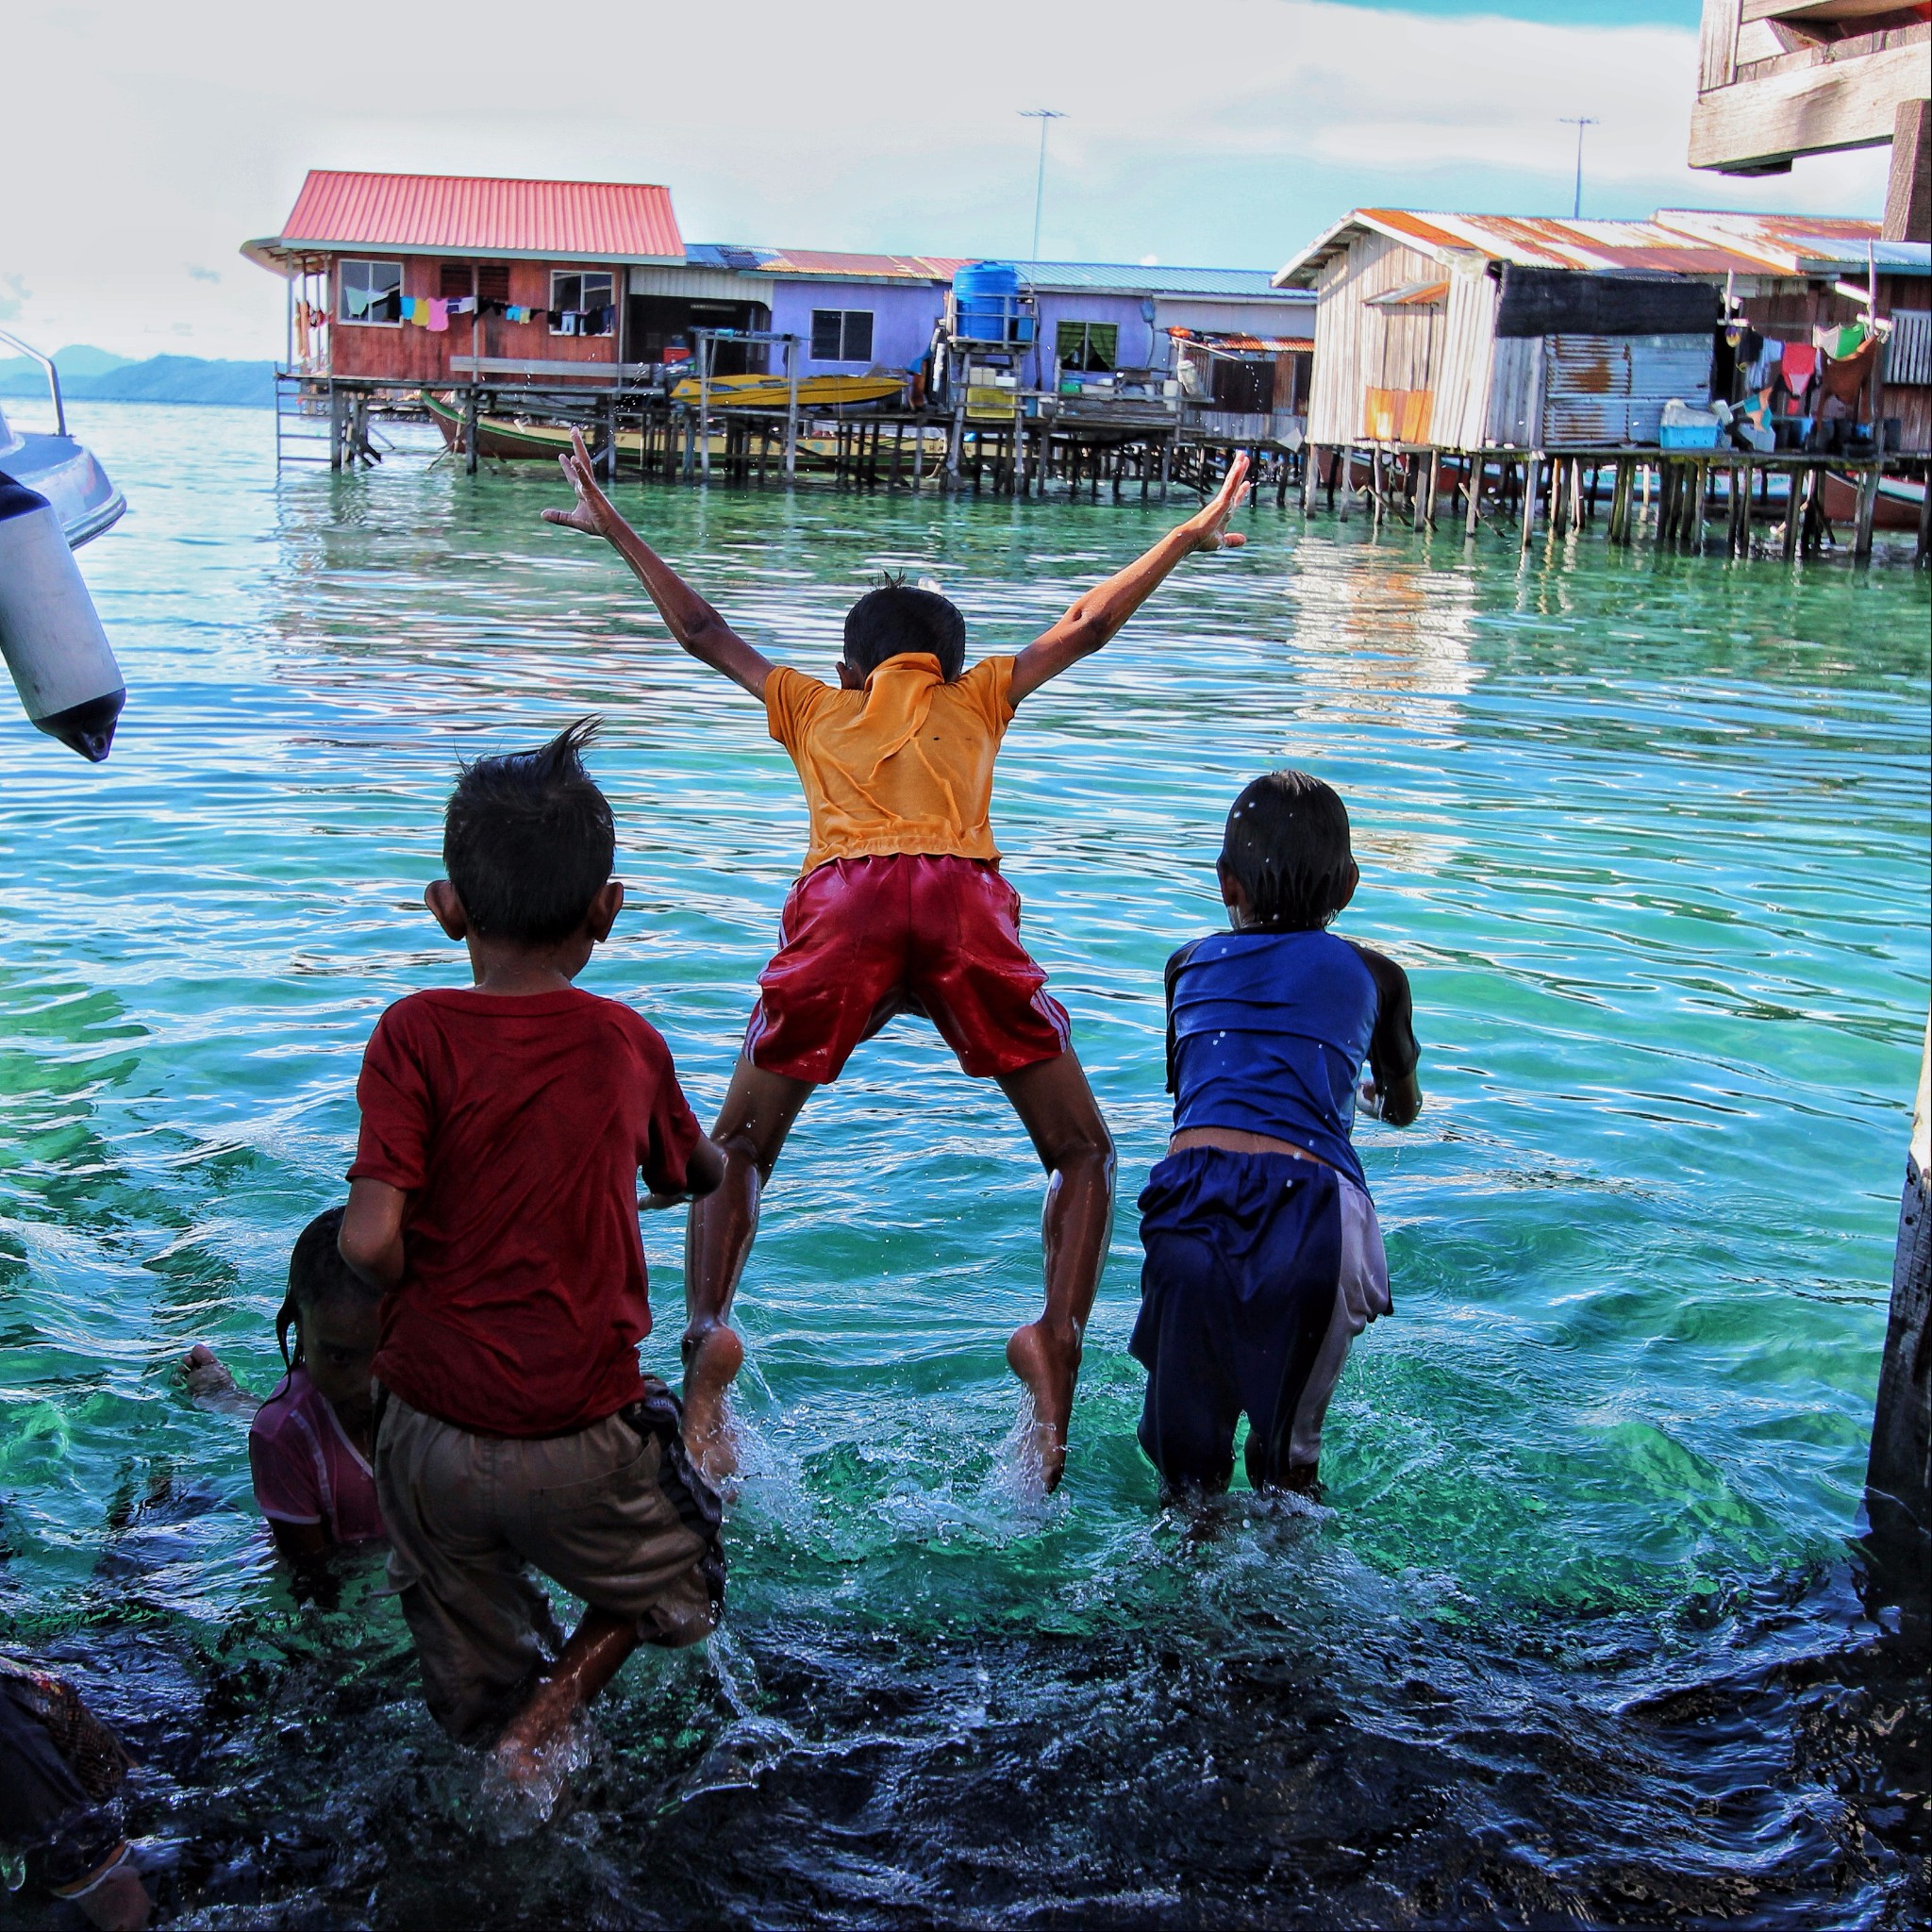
462, 387, 479, 477
1465, 453, 1482, 539
1865, 1021, 1931, 1591
1853, 465, 1880, 562
1520, 453, 1540, 554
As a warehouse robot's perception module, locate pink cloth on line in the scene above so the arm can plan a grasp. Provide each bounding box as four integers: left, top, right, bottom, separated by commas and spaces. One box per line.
1780, 341, 1817, 391
248, 1365, 385, 1545
428, 299, 450, 333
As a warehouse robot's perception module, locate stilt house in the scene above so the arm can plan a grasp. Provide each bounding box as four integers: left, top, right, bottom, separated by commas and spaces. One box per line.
1274, 208, 1930, 457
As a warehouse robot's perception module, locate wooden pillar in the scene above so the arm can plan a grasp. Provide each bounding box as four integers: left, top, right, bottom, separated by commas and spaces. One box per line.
1607, 458, 1632, 545
1917, 459, 1930, 567
1413, 450, 1433, 533
1465, 453, 1482, 539
328, 381, 344, 472
1864, 1023, 1931, 1590
1782, 461, 1803, 561
1883, 96, 1930, 244
1520, 453, 1539, 553
1854, 464, 1881, 561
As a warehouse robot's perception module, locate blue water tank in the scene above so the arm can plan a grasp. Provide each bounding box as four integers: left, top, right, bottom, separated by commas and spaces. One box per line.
954, 262, 1031, 344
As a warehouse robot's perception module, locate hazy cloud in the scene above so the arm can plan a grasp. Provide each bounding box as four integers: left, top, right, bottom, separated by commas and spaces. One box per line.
0, 0, 1894, 359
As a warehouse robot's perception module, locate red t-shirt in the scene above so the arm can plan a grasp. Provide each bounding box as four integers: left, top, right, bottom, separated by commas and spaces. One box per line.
348, 987, 702, 1438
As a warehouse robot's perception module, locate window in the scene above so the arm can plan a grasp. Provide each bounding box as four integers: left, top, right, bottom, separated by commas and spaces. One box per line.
476, 263, 511, 307
810, 309, 874, 361
550, 271, 615, 336
438, 262, 474, 300
339, 259, 403, 325
1056, 321, 1118, 372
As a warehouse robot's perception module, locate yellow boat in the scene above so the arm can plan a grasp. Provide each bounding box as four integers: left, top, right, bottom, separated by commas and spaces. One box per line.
669, 372, 905, 409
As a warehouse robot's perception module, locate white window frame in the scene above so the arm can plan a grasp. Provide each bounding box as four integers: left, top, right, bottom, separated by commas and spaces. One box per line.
810, 308, 875, 362
339, 259, 404, 327
549, 271, 616, 337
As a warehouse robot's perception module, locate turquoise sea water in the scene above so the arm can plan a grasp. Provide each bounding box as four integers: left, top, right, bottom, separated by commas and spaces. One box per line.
2, 402, 1927, 1926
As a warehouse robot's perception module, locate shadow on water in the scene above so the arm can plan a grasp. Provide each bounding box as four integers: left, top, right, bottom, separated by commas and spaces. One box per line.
2, 405, 1928, 1925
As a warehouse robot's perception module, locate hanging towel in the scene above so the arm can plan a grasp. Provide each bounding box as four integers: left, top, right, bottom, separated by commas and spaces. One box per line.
343, 284, 372, 318
447, 295, 475, 317
1779, 341, 1817, 391
427, 299, 450, 333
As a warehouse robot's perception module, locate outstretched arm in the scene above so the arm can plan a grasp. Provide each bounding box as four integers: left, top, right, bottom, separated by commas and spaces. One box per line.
541, 429, 775, 699
1009, 454, 1250, 704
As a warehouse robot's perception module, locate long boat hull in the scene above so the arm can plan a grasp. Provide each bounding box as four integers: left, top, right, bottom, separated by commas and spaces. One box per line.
668, 373, 905, 409
1821, 470, 1924, 531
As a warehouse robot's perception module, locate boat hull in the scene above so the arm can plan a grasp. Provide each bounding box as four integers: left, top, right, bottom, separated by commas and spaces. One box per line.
0, 428, 126, 547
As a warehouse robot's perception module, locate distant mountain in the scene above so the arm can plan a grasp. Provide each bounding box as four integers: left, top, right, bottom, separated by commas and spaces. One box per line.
0, 350, 275, 409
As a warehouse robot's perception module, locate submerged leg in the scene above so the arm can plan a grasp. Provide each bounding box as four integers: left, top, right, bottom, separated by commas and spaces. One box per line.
995, 1050, 1116, 1491
491, 1606, 639, 1790
681, 1055, 815, 1479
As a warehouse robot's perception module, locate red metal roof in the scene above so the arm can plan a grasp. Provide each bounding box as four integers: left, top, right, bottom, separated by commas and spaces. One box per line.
272, 170, 683, 261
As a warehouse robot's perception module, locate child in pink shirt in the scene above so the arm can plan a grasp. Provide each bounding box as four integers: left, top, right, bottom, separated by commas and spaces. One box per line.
185, 1207, 383, 1554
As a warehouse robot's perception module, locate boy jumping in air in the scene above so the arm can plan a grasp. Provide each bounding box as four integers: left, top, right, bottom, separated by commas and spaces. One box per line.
1134, 773, 1422, 1497
545, 430, 1250, 1489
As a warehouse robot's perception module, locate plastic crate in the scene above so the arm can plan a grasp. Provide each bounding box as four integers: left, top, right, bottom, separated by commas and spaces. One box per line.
1658, 423, 1720, 451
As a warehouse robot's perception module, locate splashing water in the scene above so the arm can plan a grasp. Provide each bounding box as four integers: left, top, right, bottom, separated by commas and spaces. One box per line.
0, 404, 1926, 1926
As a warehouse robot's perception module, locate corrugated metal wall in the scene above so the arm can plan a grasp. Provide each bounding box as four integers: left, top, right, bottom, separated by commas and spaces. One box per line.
1887, 308, 1932, 387
1487, 337, 1544, 446
1541, 334, 1713, 443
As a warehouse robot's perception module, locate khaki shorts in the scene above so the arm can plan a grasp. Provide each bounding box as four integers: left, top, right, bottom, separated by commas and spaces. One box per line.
375, 1381, 724, 1743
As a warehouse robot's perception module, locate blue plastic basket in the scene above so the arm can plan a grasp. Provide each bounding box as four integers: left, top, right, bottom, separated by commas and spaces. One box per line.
1658, 423, 1721, 451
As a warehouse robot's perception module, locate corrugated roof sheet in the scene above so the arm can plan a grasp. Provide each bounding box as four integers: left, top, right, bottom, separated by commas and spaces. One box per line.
1652, 209, 1930, 275
685, 248, 1309, 297
1014, 260, 1304, 299
1277, 207, 1927, 289
274, 171, 684, 261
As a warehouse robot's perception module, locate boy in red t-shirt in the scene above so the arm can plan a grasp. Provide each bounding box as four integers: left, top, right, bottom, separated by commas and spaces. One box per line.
544, 429, 1250, 1491
338, 719, 726, 1793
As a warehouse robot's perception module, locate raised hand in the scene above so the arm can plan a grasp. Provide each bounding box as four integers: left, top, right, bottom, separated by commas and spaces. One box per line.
1188, 452, 1251, 551
541, 427, 625, 541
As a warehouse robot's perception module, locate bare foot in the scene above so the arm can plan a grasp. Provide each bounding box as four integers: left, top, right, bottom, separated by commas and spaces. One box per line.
681, 1322, 745, 1482
491, 1672, 579, 1792
1006, 1318, 1081, 1492
181, 1343, 234, 1396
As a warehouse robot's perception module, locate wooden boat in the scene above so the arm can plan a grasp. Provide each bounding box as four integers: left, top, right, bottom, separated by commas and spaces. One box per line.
1821, 470, 1925, 531
668, 372, 904, 409
422, 393, 643, 461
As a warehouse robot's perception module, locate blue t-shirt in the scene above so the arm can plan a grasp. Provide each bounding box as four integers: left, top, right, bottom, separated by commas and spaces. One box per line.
1166, 928, 1417, 1191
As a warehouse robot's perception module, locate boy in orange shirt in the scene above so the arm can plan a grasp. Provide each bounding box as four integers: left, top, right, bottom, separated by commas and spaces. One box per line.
545, 432, 1249, 1489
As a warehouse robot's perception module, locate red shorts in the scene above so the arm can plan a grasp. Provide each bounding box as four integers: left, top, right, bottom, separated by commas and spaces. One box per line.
745, 855, 1073, 1084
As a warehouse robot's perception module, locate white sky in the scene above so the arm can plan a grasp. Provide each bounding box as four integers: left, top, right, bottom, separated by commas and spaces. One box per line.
2, 0, 1893, 361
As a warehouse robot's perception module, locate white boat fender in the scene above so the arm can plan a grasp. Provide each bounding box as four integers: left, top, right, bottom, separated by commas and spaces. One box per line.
0, 472, 125, 761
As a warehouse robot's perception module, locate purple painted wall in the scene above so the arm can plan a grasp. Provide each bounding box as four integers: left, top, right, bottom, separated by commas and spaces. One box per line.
768, 280, 944, 372
762, 275, 1313, 377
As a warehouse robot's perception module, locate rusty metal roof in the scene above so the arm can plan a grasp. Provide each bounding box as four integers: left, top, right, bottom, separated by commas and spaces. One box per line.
1274, 208, 1818, 287
249, 171, 685, 265
1652, 209, 1930, 276
751, 249, 972, 282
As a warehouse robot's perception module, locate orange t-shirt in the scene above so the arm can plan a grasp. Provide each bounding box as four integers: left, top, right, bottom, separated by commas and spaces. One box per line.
765, 652, 1016, 875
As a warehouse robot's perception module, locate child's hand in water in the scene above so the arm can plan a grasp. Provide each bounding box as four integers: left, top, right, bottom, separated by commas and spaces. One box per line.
541, 428, 628, 543
1357, 1078, 1385, 1121
1186, 452, 1251, 553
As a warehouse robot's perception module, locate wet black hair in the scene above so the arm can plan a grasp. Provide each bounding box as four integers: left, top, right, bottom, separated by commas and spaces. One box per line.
1219, 771, 1356, 931
442, 717, 615, 946
276, 1207, 381, 1373
843, 574, 966, 683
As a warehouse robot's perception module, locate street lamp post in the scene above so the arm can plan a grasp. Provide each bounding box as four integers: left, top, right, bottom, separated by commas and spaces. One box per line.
1559, 116, 1598, 221
1019, 108, 1065, 259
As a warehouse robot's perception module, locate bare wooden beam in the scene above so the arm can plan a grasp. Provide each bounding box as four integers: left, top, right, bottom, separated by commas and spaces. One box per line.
1690, 34, 1930, 169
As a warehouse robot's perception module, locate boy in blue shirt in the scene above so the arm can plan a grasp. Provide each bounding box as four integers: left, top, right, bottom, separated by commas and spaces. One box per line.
1133, 772, 1422, 1495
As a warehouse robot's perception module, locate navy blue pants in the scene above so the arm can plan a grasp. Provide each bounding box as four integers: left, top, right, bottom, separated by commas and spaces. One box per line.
1132, 1147, 1360, 1493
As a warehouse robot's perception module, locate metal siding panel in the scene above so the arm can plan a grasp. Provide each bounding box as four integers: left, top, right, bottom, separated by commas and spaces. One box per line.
1887, 309, 1932, 387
